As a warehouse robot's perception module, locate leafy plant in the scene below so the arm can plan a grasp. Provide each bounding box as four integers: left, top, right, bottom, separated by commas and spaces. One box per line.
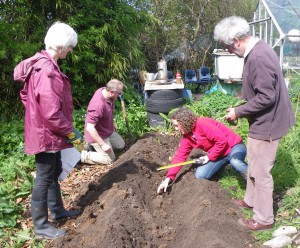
0, 119, 35, 246
115, 99, 150, 139
0, 0, 152, 116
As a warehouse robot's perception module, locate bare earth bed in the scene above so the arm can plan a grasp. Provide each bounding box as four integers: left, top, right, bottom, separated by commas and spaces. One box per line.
46, 132, 261, 248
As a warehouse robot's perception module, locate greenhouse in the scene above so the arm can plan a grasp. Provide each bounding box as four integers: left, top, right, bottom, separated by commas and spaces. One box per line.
250, 0, 300, 70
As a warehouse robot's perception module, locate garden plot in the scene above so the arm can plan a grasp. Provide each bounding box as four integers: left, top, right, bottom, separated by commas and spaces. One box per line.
47, 132, 260, 248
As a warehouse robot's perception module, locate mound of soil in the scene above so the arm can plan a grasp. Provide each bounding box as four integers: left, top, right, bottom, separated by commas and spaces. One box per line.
47, 132, 260, 248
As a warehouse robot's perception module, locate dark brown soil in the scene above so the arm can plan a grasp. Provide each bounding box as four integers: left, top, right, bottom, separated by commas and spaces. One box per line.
47, 132, 261, 248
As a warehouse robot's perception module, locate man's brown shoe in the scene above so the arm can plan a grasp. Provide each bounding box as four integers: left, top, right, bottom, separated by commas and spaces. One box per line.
238, 218, 274, 231
231, 198, 252, 209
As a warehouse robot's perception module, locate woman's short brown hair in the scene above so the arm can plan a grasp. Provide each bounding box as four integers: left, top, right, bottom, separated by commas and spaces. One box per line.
169, 107, 197, 133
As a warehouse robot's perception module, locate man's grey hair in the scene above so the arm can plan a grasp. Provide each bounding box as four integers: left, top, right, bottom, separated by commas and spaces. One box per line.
106, 79, 123, 92
214, 16, 250, 45
44, 22, 78, 51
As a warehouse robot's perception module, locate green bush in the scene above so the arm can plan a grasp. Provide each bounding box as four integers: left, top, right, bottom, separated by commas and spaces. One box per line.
0, 119, 35, 245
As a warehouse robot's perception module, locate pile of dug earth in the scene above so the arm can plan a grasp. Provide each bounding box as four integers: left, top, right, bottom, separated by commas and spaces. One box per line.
47, 132, 260, 248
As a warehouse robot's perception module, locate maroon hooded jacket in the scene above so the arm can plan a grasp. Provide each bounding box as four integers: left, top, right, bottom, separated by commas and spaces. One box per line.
14, 50, 73, 154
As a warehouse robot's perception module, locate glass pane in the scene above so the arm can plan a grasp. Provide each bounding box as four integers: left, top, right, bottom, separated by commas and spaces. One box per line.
272, 25, 281, 46
283, 39, 300, 68
265, 0, 300, 33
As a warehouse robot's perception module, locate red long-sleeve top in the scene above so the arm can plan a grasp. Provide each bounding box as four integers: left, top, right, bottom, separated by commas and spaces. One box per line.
166, 117, 242, 180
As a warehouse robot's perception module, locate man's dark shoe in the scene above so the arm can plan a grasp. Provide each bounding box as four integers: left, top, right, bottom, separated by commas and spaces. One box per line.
231, 198, 252, 209
238, 218, 274, 231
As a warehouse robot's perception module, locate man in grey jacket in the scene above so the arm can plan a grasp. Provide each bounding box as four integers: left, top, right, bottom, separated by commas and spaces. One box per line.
214, 16, 295, 231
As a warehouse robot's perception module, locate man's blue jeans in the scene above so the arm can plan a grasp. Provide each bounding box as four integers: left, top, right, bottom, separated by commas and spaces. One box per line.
31, 152, 62, 202
195, 143, 248, 179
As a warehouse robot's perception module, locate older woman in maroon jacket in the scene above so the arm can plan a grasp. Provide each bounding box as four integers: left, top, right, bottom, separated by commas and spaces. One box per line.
157, 107, 248, 193
14, 22, 82, 239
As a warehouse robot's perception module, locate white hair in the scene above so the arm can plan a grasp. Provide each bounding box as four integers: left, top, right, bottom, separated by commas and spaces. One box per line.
214, 16, 250, 45
44, 22, 78, 51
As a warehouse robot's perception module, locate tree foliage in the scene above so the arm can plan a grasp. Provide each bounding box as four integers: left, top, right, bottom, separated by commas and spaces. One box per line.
0, 0, 258, 117
0, 0, 152, 116
143, 0, 258, 72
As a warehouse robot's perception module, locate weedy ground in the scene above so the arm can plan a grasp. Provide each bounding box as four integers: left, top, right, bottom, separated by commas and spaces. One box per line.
1, 80, 300, 247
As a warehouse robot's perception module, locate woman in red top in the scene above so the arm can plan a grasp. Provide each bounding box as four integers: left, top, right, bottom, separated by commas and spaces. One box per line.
157, 107, 248, 193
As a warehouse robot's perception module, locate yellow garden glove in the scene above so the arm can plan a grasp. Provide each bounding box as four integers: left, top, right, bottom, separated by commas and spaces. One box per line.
66, 128, 83, 145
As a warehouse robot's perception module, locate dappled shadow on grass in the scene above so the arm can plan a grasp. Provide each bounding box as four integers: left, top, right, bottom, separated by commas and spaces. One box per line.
273, 147, 298, 190
272, 147, 299, 215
